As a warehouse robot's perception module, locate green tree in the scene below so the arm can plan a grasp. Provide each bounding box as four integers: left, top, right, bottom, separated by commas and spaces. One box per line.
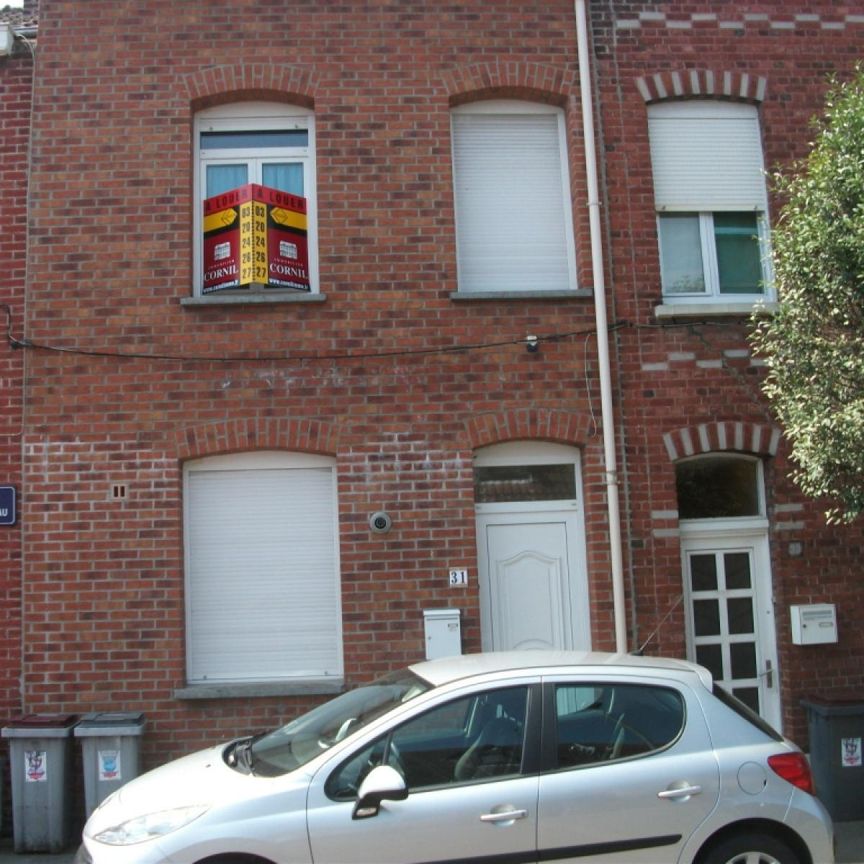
751, 68, 864, 523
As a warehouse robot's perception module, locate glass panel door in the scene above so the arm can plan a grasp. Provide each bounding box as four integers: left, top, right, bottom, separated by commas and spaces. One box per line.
684, 546, 776, 721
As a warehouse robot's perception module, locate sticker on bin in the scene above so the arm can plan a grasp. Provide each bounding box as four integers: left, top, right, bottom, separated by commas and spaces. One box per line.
842, 737, 862, 767
25, 750, 47, 782
99, 749, 122, 781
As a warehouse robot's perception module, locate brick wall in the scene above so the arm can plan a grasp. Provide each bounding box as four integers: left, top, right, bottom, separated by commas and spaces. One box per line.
19, 0, 615, 766
10, 0, 864, 774
0, 20, 32, 831
593, 0, 864, 743
0, 31, 31, 715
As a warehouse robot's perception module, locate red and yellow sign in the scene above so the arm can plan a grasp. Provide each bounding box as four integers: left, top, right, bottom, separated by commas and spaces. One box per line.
202, 184, 310, 294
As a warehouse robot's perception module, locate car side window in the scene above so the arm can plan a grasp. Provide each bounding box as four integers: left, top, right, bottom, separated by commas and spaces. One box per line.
326, 686, 528, 799
554, 683, 683, 769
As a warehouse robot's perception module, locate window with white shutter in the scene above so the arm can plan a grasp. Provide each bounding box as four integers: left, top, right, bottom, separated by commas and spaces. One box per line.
451, 101, 577, 294
184, 451, 342, 685
648, 101, 772, 303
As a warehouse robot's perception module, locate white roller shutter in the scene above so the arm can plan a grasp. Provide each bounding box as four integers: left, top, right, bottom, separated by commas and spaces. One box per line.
185, 452, 342, 683
451, 102, 576, 293
649, 101, 767, 211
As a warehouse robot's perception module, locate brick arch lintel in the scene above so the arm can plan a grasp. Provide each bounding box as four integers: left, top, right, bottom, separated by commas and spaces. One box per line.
636, 69, 767, 105
465, 409, 594, 451
443, 61, 577, 108
174, 417, 340, 462
184, 63, 318, 110
663, 421, 782, 462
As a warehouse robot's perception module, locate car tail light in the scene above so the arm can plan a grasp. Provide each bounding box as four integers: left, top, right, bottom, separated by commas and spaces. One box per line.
768, 752, 815, 795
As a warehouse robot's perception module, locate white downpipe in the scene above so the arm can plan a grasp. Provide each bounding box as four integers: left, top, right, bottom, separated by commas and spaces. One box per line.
575, 0, 628, 653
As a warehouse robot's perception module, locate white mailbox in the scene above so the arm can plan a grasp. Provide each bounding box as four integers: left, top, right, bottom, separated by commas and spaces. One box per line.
790, 603, 838, 645
423, 609, 462, 660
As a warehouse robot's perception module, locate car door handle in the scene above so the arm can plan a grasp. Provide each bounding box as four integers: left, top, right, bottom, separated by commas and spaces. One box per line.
657, 784, 702, 800
480, 808, 528, 823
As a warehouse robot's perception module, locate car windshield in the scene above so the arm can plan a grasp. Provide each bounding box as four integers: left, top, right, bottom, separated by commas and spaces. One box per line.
245, 668, 431, 776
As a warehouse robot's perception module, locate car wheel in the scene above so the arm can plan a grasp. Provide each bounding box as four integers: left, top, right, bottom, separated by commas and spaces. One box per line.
702, 832, 800, 864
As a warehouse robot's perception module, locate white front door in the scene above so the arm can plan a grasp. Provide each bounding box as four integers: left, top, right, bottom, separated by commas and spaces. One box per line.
477, 511, 589, 651
681, 529, 781, 729
474, 443, 590, 653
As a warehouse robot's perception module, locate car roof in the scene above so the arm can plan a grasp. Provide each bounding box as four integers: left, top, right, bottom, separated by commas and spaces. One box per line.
409, 650, 713, 690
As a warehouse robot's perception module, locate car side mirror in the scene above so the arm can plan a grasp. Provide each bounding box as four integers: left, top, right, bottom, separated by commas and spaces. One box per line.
352, 765, 408, 819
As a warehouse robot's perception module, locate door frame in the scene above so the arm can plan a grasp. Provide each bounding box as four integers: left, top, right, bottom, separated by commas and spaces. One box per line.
679, 519, 782, 730
474, 442, 591, 653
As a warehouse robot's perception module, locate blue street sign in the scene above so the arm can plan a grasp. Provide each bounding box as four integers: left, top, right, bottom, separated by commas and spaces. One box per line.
0, 486, 16, 526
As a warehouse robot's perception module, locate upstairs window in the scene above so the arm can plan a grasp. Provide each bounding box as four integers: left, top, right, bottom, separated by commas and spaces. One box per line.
193, 102, 318, 296
451, 100, 577, 294
648, 101, 771, 303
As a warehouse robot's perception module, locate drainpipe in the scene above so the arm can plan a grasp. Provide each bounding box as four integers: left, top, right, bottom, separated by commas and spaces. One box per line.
574, 0, 628, 653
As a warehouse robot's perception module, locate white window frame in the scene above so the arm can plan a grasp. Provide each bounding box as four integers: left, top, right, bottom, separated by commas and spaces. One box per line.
183, 450, 342, 686
649, 100, 773, 308
192, 102, 319, 296
656, 211, 772, 301
675, 453, 767, 527
450, 100, 578, 295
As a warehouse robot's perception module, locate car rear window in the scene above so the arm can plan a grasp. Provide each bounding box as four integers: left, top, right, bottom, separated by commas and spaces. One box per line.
713, 683, 783, 741
554, 683, 684, 768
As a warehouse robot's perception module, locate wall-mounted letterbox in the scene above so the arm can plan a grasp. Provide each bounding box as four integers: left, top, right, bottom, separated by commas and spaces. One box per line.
790, 603, 838, 645
423, 609, 462, 660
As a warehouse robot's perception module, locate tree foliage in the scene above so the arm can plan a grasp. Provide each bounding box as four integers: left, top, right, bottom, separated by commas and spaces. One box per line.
751, 69, 864, 523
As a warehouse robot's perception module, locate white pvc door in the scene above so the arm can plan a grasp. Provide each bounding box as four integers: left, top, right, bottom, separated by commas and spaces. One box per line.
474, 442, 590, 653
478, 514, 587, 651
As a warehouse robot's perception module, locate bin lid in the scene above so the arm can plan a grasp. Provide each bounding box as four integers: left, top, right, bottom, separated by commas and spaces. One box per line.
801, 695, 864, 715
74, 711, 146, 736
1, 713, 78, 738
78, 711, 145, 727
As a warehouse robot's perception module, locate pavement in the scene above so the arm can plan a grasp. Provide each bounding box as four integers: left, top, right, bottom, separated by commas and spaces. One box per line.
0, 822, 862, 863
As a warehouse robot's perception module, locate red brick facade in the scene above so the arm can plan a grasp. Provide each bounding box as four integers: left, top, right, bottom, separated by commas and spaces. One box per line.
0, 3, 32, 733
592, 1, 864, 744
1, 0, 863, 793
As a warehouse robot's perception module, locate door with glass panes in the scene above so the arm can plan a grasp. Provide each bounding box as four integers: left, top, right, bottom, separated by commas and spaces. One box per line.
680, 531, 780, 729
676, 455, 780, 729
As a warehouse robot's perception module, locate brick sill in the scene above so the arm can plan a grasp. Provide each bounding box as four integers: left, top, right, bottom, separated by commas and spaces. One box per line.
174, 679, 344, 700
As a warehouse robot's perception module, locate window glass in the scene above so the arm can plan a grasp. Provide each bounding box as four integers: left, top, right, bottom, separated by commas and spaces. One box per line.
201, 129, 309, 149
696, 644, 723, 681
474, 464, 576, 503
249, 669, 430, 777
263, 162, 304, 196
194, 102, 317, 295
554, 683, 683, 769
715, 212, 762, 293
648, 100, 771, 303
689, 554, 717, 592
693, 599, 721, 637
724, 552, 752, 589
326, 686, 528, 799
206, 164, 248, 197
676, 456, 761, 519
658, 214, 705, 294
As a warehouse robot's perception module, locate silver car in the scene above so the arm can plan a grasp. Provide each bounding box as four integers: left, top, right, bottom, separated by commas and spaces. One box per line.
77, 651, 833, 864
